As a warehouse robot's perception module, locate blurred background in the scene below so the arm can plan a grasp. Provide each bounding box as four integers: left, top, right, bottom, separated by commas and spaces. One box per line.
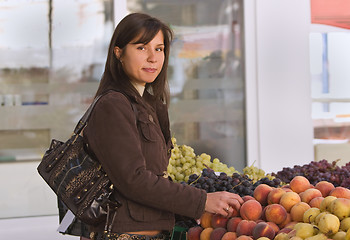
0, 0, 349, 239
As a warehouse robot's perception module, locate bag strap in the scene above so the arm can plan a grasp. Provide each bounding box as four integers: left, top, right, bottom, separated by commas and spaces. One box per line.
73, 90, 138, 135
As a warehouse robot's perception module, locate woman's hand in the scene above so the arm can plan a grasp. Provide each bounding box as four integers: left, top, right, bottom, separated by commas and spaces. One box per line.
205, 191, 243, 218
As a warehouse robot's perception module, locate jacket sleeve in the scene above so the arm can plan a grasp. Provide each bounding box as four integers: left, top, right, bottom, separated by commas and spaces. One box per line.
84, 92, 206, 219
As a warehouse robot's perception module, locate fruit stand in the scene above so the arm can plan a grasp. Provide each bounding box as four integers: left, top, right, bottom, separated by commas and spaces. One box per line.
168, 138, 350, 240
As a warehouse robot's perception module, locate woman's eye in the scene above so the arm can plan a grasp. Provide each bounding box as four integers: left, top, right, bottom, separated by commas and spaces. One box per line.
137, 46, 145, 50
156, 48, 164, 52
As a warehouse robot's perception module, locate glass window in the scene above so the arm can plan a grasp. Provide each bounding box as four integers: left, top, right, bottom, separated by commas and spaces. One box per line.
310, 32, 350, 166
0, 0, 114, 218
122, 0, 246, 171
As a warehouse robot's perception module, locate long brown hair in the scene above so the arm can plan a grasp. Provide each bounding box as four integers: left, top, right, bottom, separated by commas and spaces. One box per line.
95, 13, 173, 107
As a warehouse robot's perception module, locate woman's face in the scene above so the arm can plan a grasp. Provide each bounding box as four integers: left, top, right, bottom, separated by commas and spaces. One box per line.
115, 30, 165, 86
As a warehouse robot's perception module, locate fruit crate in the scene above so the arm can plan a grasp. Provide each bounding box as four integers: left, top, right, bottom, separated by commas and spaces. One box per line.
170, 226, 188, 240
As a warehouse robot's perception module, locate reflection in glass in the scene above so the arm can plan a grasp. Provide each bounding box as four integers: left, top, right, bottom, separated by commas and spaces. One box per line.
123, 0, 246, 171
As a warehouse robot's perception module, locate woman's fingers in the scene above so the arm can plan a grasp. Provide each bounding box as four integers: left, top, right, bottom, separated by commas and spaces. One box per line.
228, 198, 241, 212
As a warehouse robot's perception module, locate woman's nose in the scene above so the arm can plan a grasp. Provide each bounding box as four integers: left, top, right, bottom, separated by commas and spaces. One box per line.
147, 50, 157, 62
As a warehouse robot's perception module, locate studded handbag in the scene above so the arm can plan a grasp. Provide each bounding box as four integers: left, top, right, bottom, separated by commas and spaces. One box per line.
37, 90, 135, 232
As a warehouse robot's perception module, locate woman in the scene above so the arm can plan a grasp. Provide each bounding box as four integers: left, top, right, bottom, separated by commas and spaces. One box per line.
83, 13, 242, 240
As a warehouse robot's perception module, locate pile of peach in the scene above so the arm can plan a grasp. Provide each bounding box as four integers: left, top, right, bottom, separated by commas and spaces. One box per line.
187, 175, 350, 240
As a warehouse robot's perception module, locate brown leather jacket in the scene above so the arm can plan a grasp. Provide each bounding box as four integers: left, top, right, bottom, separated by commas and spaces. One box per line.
83, 89, 206, 233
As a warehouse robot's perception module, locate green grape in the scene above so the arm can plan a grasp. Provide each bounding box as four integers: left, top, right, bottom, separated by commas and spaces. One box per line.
243, 161, 275, 183
167, 137, 239, 182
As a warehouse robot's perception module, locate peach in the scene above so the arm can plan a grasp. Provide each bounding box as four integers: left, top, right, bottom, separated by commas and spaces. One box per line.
231, 206, 240, 218
329, 186, 350, 199
315, 181, 335, 197
266, 222, 280, 234
290, 202, 311, 222
264, 203, 288, 225
240, 199, 263, 221
200, 212, 213, 228
252, 222, 276, 240
281, 185, 293, 192
254, 184, 273, 206
309, 196, 324, 208
278, 213, 292, 229
284, 221, 298, 229
289, 176, 311, 194
279, 191, 301, 212
211, 214, 229, 229
188, 226, 204, 240
236, 220, 257, 237
260, 206, 267, 221
236, 236, 253, 240
267, 188, 286, 205
210, 227, 227, 240
227, 217, 243, 232
221, 232, 237, 240
277, 227, 293, 235
200, 227, 214, 240
242, 195, 255, 202
300, 188, 323, 204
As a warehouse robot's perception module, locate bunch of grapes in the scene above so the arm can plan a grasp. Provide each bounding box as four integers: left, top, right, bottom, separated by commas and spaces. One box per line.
184, 168, 282, 197
243, 161, 276, 183
271, 159, 350, 188
167, 138, 237, 182
185, 168, 255, 196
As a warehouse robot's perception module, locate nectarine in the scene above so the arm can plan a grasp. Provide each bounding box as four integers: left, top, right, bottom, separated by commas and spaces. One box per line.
240, 199, 262, 221
211, 214, 229, 229
290, 202, 311, 222
200, 212, 213, 228
267, 188, 286, 205
254, 184, 273, 206
300, 188, 322, 204
329, 186, 350, 199
236, 220, 257, 237
227, 217, 242, 232
264, 204, 288, 225
188, 226, 203, 240
252, 222, 275, 240
279, 191, 301, 212
289, 176, 310, 194
315, 181, 335, 197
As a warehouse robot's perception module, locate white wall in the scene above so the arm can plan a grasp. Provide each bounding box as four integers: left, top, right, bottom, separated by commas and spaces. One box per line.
244, 0, 314, 173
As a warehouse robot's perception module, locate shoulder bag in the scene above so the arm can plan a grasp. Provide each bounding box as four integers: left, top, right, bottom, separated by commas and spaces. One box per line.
37, 90, 136, 234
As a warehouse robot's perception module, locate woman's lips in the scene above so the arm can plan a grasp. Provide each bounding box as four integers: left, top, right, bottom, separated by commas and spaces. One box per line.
143, 68, 157, 73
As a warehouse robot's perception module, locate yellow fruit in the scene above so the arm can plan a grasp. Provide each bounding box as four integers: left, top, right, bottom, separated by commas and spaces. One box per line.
274, 233, 289, 240
319, 196, 337, 212
332, 231, 346, 240
346, 228, 350, 240
290, 237, 303, 240
294, 223, 318, 239
317, 213, 340, 236
303, 208, 321, 224
315, 211, 329, 225
330, 198, 350, 220
304, 233, 328, 240
341, 217, 350, 232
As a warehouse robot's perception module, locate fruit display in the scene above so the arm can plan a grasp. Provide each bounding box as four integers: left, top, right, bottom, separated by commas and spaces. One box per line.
167, 137, 238, 182
168, 138, 279, 183
186, 175, 350, 240
185, 168, 281, 197
168, 138, 350, 239
271, 159, 350, 188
